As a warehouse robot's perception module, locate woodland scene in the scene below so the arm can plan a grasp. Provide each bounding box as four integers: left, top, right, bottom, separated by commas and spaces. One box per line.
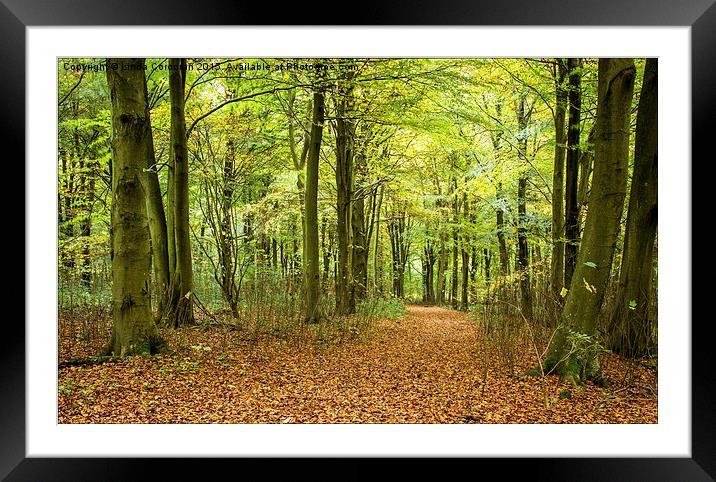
57, 57, 658, 424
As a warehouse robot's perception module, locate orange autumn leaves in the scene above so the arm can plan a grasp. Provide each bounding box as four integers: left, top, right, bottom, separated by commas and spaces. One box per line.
58, 305, 656, 424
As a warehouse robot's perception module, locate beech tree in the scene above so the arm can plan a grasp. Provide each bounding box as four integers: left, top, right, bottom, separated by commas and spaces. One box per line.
141, 73, 171, 319
550, 59, 568, 298
333, 66, 357, 315
168, 57, 194, 327
103, 58, 163, 356
607, 58, 658, 357
564, 58, 583, 288
304, 65, 326, 324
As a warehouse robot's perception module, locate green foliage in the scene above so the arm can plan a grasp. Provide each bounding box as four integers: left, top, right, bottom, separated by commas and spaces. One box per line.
357, 298, 407, 320
565, 329, 609, 380
58, 279, 112, 309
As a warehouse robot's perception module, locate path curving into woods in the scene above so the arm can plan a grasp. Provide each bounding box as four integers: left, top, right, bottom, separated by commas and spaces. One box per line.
58, 305, 657, 424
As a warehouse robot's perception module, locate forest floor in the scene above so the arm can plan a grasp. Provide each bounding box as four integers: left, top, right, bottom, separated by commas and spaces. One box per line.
58, 305, 657, 424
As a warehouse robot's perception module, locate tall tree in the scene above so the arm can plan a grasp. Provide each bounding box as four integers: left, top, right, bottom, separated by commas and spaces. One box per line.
373, 183, 385, 294
422, 231, 437, 305
495, 183, 510, 277
103, 58, 163, 356
141, 73, 171, 319
387, 204, 409, 299
436, 225, 448, 304
543, 58, 636, 384
168, 58, 194, 327
286, 88, 311, 280
351, 124, 369, 305
304, 66, 326, 324
608, 58, 658, 358
460, 193, 470, 310
515, 93, 533, 322
550, 59, 568, 299
564, 58, 582, 288
450, 177, 459, 309
334, 67, 357, 315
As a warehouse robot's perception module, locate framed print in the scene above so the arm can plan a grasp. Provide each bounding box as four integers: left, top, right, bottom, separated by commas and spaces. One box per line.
6, 0, 713, 479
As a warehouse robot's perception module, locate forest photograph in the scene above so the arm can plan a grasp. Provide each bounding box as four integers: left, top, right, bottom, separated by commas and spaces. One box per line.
57, 56, 658, 425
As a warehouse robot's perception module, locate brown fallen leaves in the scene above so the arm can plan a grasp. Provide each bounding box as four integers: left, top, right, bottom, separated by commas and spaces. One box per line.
57, 305, 657, 424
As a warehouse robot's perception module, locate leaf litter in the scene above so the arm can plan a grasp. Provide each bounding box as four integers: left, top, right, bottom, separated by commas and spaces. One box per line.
58, 305, 657, 424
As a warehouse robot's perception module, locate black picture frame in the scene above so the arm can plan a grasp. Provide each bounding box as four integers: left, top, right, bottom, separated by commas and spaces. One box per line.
6, 0, 711, 479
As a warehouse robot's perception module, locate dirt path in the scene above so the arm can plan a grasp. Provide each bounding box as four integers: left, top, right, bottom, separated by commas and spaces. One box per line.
58, 305, 657, 424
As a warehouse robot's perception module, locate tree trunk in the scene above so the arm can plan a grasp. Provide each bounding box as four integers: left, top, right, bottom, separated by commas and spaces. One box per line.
424, 240, 436, 305
166, 157, 176, 280
517, 176, 533, 321
496, 183, 510, 276
373, 184, 384, 294
304, 70, 325, 323
483, 248, 491, 293
450, 179, 459, 309
387, 208, 407, 298
334, 70, 356, 315
104, 58, 162, 357
321, 218, 330, 287
168, 58, 193, 327
460, 194, 470, 310
516, 94, 533, 322
437, 229, 448, 304
422, 221, 437, 306
79, 159, 94, 288
564, 58, 582, 288
607, 58, 658, 358
215, 138, 239, 316
551, 59, 568, 299
577, 125, 596, 228
450, 228, 459, 309
351, 133, 369, 304
141, 75, 171, 319
543, 58, 636, 384
491, 114, 510, 279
